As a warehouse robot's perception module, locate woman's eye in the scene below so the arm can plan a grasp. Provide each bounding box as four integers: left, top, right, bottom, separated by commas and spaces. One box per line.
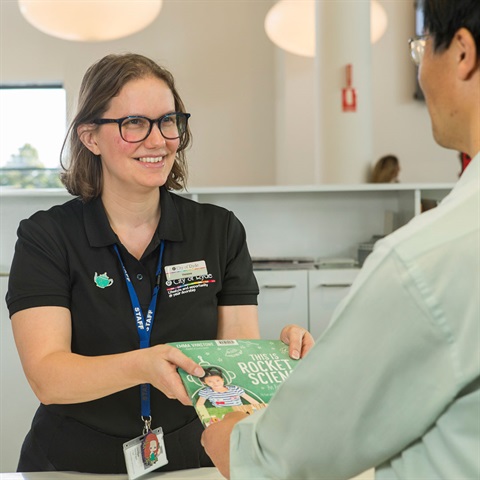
124, 118, 147, 128
162, 115, 176, 125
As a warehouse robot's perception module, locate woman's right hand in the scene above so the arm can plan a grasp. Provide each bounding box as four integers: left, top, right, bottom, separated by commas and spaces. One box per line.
143, 344, 204, 405
11, 306, 204, 405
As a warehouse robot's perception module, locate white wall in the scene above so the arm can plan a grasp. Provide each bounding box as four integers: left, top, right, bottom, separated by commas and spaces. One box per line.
1, 276, 40, 473
0, 1, 461, 187
273, 1, 459, 185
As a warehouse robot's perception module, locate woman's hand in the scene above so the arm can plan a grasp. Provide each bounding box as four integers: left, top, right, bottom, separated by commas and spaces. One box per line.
143, 344, 204, 405
280, 324, 315, 359
11, 306, 204, 405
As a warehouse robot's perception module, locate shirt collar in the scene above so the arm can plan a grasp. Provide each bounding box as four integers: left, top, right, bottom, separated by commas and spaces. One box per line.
454, 151, 479, 194
84, 186, 184, 249
438, 151, 479, 211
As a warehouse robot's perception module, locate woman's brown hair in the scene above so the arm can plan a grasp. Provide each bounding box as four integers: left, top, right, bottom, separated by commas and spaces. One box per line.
370, 155, 399, 183
60, 53, 191, 201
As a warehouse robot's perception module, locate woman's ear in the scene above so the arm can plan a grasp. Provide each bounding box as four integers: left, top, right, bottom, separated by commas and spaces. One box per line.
455, 28, 478, 81
77, 124, 101, 155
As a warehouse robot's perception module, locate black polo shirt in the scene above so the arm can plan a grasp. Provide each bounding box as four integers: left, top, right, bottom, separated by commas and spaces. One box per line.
6, 187, 258, 471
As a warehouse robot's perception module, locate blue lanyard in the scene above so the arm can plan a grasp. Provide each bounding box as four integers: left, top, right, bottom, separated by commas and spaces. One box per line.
113, 241, 165, 422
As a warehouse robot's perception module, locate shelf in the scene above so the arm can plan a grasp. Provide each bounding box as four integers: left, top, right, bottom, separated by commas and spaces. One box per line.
0, 184, 453, 270
0, 182, 455, 197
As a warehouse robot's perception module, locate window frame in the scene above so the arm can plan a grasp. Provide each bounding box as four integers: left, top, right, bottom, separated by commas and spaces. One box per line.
0, 84, 67, 189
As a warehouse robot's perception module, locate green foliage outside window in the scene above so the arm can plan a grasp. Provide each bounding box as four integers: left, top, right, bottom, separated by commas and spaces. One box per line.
1, 85, 66, 190
0, 143, 63, 189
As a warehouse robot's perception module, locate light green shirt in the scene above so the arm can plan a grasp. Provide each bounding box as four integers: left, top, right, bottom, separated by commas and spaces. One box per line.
230, 154, 480, 480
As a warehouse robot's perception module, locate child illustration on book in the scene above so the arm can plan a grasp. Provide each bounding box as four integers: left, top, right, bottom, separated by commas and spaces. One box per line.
196, 367, 264, 422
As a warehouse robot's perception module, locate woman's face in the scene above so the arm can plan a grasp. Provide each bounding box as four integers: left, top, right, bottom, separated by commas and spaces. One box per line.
84, 76, 179, 195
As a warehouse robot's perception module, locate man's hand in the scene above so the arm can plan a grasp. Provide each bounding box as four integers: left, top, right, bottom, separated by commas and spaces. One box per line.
280, 324, 315, 359
201, 412, 248, 479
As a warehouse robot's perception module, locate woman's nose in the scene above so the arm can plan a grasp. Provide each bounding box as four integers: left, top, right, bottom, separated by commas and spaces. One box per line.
145, 122, 167, 147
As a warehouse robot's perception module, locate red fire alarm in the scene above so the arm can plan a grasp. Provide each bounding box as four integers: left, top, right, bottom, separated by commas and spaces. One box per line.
342, 64, 357, 112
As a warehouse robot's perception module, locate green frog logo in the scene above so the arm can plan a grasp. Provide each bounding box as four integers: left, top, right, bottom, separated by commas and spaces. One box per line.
94, 272, 113, 289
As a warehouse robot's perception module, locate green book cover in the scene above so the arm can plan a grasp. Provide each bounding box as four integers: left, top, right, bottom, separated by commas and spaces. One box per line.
168, 339, 299, 427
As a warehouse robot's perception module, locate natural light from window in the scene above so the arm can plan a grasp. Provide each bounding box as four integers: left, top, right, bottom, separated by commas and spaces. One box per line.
0, 86, 66, 188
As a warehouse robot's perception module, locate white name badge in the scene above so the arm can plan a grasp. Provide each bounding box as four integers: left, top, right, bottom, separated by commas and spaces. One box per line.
165, 260, 208, 281
123, 427, 168, 480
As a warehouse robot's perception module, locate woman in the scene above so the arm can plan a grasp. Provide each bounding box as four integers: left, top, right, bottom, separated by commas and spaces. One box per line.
370, 154, 400, 183
6, 53, 312, 474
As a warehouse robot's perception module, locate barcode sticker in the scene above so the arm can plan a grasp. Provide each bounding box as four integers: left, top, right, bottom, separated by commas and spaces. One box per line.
214, 340, 238, 346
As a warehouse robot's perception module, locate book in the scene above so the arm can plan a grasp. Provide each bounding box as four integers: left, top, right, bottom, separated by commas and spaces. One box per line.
168, 339, 299, 427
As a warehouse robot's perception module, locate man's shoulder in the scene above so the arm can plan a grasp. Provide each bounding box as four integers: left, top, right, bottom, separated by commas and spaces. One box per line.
374, 176, 478, 263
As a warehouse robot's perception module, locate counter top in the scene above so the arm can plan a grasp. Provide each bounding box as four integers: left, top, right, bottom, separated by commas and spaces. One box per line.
0, 468, 375, 480
0, 468, 222, 480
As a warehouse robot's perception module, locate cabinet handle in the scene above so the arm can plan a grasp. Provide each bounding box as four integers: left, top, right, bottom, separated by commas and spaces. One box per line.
261, 284, 297, 289
0, 272, 9, 277
318, 283, 352, 288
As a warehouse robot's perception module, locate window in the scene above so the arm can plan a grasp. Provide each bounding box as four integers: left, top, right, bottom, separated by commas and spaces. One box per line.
0, 85, 67, 188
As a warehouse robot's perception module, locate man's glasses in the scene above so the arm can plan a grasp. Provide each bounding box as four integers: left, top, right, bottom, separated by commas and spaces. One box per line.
93, 112, 191, 143
408, 35, 429, 66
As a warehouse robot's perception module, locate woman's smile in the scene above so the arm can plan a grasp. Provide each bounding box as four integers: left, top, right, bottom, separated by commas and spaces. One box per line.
134, 155, 166, 164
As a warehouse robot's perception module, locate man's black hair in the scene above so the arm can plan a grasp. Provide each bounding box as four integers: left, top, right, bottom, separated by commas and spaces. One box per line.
423, 0, 480, 56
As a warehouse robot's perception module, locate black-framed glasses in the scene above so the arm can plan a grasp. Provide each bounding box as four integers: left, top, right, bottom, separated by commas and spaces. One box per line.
93, 112, 191, 143
408, 34, 429, 66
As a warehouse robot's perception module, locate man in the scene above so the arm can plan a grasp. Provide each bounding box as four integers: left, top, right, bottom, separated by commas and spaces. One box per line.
202, 0, 480, 478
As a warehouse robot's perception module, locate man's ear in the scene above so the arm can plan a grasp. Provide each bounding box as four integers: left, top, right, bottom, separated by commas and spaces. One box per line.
77, 124, 101, 155
455, 28, 478, 81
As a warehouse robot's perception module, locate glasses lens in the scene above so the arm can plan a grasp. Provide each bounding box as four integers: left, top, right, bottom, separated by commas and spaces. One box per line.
410, 38, 426, 66
159, 113, 187, 140
120, 117, 151, 142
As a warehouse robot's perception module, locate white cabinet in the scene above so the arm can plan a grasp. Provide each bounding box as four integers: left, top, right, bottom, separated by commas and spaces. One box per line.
0, 276, 39, 473
254, 270, 309, 339
254, 269, 360, 341
308, 269, 360, 339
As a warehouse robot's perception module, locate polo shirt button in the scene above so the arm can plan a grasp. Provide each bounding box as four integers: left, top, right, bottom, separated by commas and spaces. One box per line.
136, 274, 143, 281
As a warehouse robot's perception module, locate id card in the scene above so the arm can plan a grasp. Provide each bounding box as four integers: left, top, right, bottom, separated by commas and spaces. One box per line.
165, 260, 208, 280
123, 427, 168, 480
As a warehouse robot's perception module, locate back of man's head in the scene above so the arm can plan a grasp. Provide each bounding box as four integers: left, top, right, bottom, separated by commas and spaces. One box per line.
423, 0, 480, 56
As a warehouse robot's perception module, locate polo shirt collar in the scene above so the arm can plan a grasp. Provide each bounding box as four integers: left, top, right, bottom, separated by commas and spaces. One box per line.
157, 186, 184, 242
84, 186, 184, 249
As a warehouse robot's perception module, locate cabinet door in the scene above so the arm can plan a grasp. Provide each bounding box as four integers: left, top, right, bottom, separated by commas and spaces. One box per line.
308, 269, 360, 339
0, 277, 40, 472
254, 270, 309, 340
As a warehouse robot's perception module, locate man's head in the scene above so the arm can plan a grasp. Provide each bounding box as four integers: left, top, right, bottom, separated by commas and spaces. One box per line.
418, 0, 480, 157
423, 0, 480, 55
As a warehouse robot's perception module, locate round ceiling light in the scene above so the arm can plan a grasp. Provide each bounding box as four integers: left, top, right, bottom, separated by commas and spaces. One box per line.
265, 0, 388, 57
18, 0, 163, 42
264, 0, 315, 57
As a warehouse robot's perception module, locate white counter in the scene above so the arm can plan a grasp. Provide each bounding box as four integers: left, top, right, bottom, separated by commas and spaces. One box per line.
0, 467, 222, 480
0, 468, 375, 480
